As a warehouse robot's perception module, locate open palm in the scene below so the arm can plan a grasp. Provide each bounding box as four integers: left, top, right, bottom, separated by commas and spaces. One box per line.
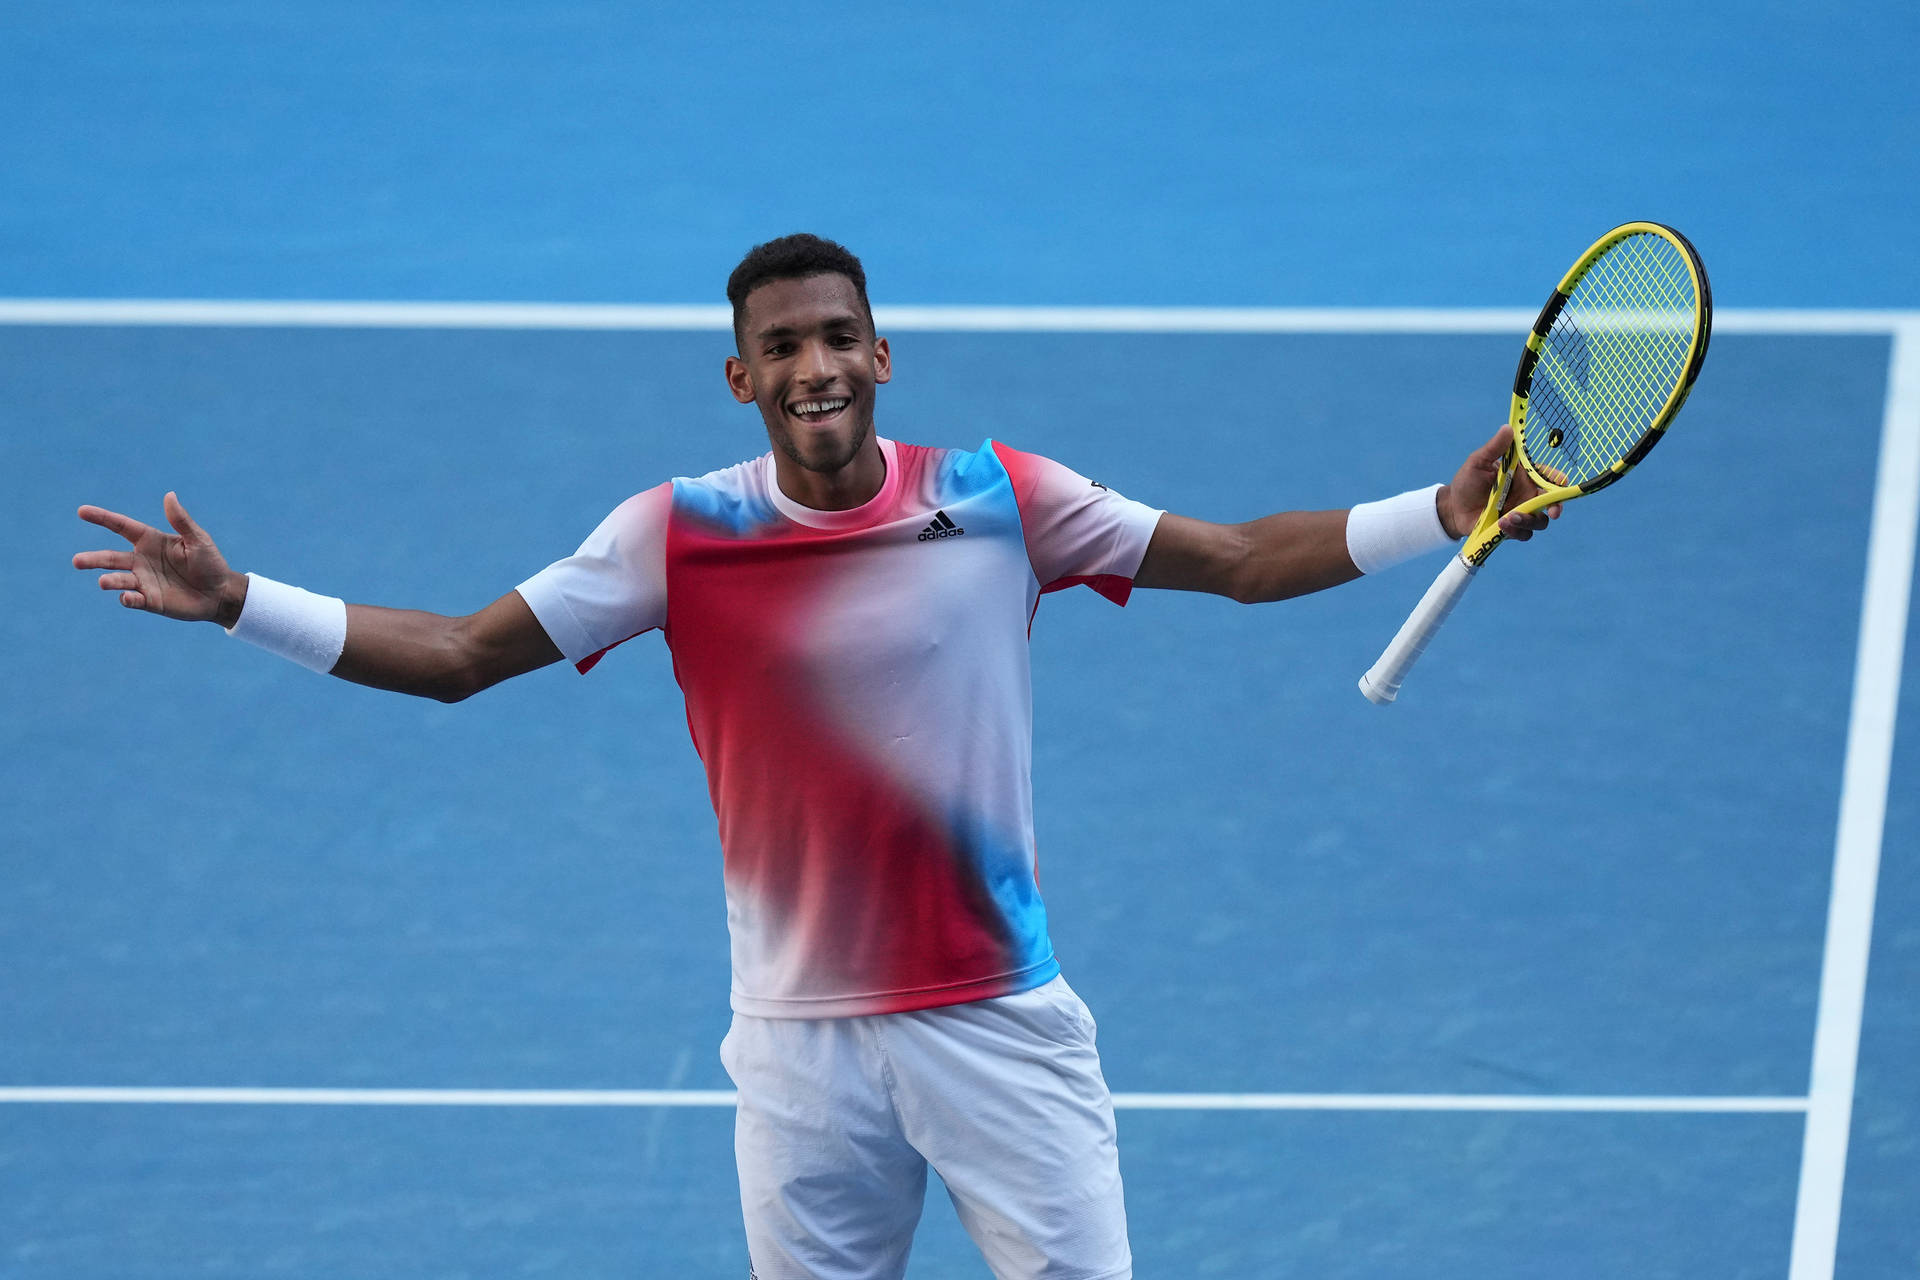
73, 492, 239, 623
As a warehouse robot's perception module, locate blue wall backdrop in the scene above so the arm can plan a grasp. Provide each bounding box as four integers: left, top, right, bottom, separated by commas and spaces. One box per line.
3, 2, 1915, 307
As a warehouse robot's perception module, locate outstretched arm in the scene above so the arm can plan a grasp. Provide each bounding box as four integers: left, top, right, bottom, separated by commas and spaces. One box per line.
1133, 507, 1359, 602
75, 494, 560, 701
1133, 425, 1559, 601
330, 593, 562, 702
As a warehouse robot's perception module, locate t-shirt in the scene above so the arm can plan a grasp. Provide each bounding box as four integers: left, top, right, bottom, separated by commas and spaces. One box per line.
516, 437, 1163, 1017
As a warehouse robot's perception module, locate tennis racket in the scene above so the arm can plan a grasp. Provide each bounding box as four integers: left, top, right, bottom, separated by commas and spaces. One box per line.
1358, 221, 1712, 705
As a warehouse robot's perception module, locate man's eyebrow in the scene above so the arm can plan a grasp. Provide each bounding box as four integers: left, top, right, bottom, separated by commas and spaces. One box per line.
752, 314, 867, 341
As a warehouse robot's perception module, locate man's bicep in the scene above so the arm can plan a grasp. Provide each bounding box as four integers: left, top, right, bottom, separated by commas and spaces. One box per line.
1132, 513, 1249, 597
469, 589, 565, 684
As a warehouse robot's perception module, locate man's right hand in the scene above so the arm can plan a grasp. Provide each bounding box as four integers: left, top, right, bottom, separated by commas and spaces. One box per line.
76, 492, 564, 699
74, 492, 248, 626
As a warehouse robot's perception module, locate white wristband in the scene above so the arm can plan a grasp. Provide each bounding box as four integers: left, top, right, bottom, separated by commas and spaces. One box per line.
225, 573, 348, 673
1346, 484, 1455, 574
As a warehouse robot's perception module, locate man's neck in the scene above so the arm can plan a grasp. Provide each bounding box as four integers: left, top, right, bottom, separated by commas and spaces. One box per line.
771, 435, 888, 512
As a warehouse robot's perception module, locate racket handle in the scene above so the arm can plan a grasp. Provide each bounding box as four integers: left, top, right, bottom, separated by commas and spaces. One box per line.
1358, 555, 1479, 705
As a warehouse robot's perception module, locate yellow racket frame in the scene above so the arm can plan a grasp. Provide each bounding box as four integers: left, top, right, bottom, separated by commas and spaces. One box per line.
1459, 221, 1712, 567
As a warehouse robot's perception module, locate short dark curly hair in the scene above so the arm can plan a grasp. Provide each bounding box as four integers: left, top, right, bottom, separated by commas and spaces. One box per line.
726, 233, 873, 350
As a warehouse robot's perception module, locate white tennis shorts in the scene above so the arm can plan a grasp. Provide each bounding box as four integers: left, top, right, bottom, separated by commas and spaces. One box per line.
720, 975, 1131, 1280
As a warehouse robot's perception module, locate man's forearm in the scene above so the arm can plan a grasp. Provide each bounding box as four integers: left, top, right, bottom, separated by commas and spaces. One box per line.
330, 604, 489, 702
219, 576, 560, 703
1136, 486, 1458, 604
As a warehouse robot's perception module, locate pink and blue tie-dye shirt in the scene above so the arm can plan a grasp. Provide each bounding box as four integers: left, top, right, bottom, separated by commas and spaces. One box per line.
517, 438, 1163, 1017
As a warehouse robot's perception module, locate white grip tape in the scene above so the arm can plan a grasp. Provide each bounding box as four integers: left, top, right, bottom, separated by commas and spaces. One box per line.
1358, 554, 1478, 705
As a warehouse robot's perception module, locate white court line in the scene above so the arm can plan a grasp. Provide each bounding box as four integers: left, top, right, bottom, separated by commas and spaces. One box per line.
1117, 1094, 1807, 1113
0, 1086, 1808, 1112
1786, 320, 1920, 1280
0, 298, 1913, 334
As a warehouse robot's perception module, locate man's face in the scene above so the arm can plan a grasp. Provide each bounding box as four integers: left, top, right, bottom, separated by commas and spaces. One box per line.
725, 273, 891, 477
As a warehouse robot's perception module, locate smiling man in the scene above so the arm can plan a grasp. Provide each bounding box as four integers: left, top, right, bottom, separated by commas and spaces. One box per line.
74, 233, 1554, 1279
724, 263, 890, 499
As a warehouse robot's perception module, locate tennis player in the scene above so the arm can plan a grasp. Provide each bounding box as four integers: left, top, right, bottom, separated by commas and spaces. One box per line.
74, 234, 1555, 1280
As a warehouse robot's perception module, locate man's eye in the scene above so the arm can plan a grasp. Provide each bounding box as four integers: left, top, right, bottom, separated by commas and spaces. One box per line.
765, 344, 792, 357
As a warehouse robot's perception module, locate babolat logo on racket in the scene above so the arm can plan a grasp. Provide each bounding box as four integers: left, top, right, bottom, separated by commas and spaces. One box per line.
918, 510, 965, 541
1464, 535, 1505, 567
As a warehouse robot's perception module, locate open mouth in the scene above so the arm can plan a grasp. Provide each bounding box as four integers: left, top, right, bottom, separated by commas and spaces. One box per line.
789, 397, 850, 425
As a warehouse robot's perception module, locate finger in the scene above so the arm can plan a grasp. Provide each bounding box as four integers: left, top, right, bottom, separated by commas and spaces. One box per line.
1473, 423, 1515, 464
99, 572, 145, 593
120, 590, 147, 609
77, 505, 152, 543
163, 492, 201, 541
73, 550, 136, 571
1503, 470, 1550, 513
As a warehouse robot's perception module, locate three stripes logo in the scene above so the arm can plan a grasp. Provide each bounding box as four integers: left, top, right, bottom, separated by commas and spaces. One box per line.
917, 510, 965, 542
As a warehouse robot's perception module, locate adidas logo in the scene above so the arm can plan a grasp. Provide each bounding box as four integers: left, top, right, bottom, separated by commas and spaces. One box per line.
917, 510, 966, 542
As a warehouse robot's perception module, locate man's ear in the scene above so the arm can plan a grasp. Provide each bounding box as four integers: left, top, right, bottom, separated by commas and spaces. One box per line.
873, 336, 891, 385
724, 354, 756, 404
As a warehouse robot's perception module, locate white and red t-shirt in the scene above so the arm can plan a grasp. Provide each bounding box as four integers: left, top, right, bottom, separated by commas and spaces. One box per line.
517, 438, 1163, 1018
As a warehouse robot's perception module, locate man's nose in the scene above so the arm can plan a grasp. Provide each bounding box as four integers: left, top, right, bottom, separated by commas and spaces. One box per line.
798, 341, 835, 383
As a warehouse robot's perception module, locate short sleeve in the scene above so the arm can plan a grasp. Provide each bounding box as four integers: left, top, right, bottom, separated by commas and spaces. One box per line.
516, 482, 671, 672
990, 442, 1164, 604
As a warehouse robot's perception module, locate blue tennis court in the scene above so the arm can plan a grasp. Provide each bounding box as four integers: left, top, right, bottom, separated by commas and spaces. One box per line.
5, 5, 1917, 1279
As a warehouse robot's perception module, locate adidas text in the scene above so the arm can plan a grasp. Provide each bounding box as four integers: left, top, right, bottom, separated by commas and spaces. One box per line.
918, 511, 966, 541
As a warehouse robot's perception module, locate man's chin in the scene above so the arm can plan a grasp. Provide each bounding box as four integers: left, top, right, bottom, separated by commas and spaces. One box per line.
777, 423, 870, 475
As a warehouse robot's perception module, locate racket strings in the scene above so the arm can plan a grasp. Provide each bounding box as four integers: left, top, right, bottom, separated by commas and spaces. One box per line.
1554, 240, 1692, 454
1536, 235, 1694, 457
1522, 232, 1698, 486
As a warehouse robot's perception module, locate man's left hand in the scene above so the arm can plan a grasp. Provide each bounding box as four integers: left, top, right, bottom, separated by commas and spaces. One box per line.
1436, 425, 1564, 541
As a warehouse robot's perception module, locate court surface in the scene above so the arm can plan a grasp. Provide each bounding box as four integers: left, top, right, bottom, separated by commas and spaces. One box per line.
5, 5, 1917, 1279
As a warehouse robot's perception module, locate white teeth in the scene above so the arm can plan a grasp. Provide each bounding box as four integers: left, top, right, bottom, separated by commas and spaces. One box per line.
794, 398, 849, 415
